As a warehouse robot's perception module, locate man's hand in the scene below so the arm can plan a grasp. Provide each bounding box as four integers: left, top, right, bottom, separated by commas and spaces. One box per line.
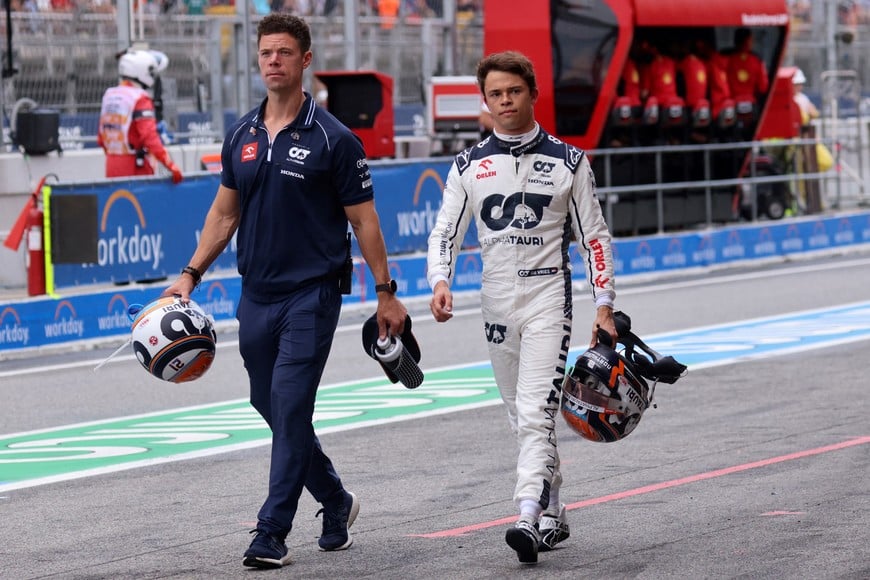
161, 274, 196, 303
168, 163, 183, 184
377, 294, 408, 341
430, 280, 453, 323
590, 305, 617, 348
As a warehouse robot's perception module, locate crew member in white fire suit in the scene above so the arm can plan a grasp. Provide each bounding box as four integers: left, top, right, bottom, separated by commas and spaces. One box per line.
427, 50, 617, 565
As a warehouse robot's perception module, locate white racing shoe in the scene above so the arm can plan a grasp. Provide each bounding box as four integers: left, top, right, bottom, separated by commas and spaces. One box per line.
538, 503, 570, 551
505, 514, 541, 564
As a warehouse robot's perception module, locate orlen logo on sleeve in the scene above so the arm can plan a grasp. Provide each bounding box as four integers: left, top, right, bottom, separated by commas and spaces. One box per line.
99, 189, 162, 269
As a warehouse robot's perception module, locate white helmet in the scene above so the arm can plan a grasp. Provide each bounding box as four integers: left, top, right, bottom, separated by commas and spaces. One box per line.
130, 296, 216, 383
118, 49, 169, 89
792, 68, 807, 85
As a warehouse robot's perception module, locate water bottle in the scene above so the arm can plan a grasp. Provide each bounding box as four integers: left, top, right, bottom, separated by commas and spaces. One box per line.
375, 334, 424, 389
375, 335, 402, 363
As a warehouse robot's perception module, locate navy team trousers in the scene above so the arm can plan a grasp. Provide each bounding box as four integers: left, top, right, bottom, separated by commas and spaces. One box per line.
237, 278, 345, 538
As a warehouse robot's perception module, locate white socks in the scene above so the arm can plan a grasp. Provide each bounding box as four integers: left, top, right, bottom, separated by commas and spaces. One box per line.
519, 499, 543, 520
546, 489, 560, 513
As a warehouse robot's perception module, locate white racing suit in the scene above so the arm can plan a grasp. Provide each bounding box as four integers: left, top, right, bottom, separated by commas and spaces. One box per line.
427, 127, 615, 509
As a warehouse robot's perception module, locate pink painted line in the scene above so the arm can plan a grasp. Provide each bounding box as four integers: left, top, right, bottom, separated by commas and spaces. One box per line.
415, 436, 870, 538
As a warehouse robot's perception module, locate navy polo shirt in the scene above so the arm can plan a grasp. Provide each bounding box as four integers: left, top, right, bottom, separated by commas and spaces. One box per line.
221, 93, 373, 302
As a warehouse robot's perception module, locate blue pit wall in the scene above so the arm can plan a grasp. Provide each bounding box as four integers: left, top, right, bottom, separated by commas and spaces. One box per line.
2, 159, 870, 354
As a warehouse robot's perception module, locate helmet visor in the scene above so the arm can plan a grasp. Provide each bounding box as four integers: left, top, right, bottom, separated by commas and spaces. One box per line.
563, 364, 649, 416
562, 370, 624, 415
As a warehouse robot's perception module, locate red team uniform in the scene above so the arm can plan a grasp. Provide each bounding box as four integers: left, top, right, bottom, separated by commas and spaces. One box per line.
727, 28, 769, 109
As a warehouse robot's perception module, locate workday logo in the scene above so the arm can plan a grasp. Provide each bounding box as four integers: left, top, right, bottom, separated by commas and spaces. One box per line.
808, 220, 831, 249
662, 237, 687, 267
387, 261, 409, 295
200, 282, 235, 318
692, 234, 715, 264
99, 189, 162, 270
45, 300, 85, 339
630, 241, 655, 271
753, 227, 777, 256
455, 253, 482, 288
834, 218, 854, 245
782, 224, 803, 252
0, 306, 29, 346
396, 168, 445, 238
97, 294, 131, 332
722, 230, 746, 259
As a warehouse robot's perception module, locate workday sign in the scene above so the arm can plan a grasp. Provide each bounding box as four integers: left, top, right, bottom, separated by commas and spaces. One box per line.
48, 176, 237, 289
371, 160, 478, 253
98, 189, 163, 270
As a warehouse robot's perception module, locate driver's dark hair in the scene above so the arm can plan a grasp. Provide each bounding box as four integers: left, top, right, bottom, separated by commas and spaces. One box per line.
257, 13, 312, 53
476, 51, 537, 95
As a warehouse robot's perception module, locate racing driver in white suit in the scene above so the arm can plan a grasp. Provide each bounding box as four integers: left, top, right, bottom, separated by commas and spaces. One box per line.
427, 51, 617, 565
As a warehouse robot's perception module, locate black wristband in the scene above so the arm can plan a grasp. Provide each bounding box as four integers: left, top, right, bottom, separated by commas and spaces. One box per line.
182, 266, 202, 286
375, 279, 397, 294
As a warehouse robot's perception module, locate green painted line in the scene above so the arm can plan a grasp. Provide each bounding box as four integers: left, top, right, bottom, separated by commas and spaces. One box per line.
11, 302, 866, 492
0, 365, 497, 491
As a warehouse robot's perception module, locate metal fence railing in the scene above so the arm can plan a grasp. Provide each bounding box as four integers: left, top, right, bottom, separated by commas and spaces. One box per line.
591, 137, 869, 236
1, 11, 484, 138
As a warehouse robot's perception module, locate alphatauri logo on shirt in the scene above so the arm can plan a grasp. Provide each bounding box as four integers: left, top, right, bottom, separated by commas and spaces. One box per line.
286, 147, 311, 164
481, 192, 552, 231
241, 142, 258, 162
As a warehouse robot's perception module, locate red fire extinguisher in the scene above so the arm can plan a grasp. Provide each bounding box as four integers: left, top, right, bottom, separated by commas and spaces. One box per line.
26, 195, 46, 296
3, 174, 54, 296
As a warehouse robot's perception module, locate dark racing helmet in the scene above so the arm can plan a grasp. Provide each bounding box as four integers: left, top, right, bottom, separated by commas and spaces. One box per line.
561, 311, 687, 443
561, 343, 650, 443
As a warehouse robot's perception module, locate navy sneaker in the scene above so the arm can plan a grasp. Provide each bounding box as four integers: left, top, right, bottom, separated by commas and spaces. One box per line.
242, 529, 292, 569
505, 515, 541, 564
316, 490, 360, 551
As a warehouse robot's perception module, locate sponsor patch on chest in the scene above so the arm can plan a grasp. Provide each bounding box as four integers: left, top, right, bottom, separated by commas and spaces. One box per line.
241, 141, 258, 162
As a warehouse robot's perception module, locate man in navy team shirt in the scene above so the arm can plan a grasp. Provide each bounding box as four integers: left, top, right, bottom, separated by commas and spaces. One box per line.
162, 12, 408, 570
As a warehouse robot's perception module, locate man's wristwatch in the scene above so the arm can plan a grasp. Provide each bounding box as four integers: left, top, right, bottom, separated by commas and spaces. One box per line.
375, 279, 397, 294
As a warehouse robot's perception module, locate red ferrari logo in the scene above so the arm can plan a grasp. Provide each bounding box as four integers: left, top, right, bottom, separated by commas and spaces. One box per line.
241, 142, 258, 162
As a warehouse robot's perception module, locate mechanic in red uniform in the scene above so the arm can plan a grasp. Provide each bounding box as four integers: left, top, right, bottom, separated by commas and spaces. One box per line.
672, 39, 711, 138
637, 40, 686, 142
639, 41, 682, 109
620, 56, 642, 109
704, 45, 733, 118
678, 50, 708, 113
726, 28, 769, 111
97, 49, 183, 182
